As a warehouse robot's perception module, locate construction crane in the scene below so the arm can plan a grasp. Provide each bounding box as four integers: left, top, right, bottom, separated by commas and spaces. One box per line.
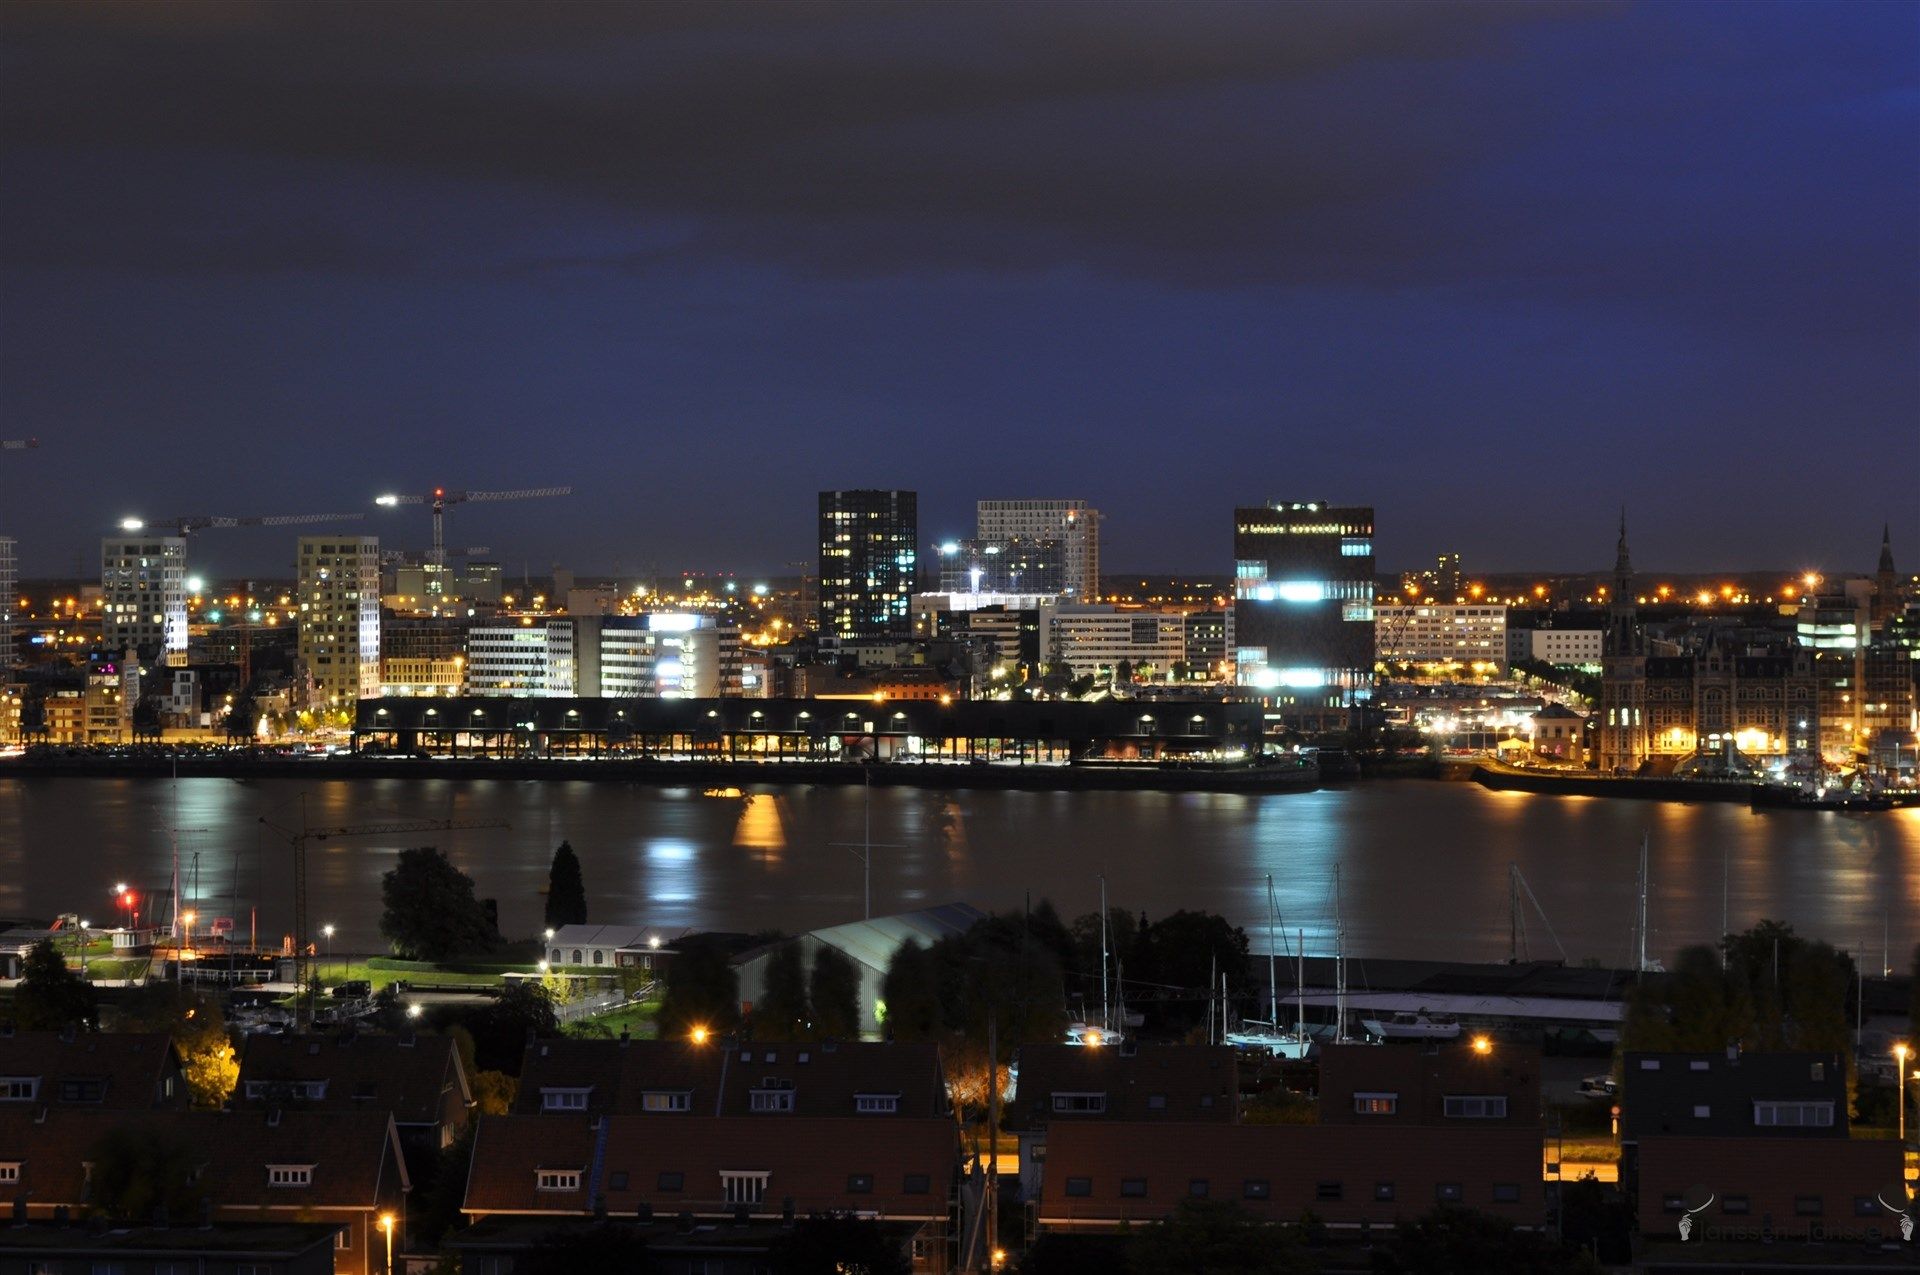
1, 438, 40, 451
373, 486, 572, 594
119, 511, 365, 539
259, 802, 510, 1029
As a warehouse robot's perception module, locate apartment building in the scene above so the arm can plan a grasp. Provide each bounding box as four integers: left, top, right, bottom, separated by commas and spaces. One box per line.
297, 535, 381, 709
100, 534, 187, 659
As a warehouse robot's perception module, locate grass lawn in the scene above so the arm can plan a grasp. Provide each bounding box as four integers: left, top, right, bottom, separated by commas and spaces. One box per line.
82, 957, 151, 981
315, 959, 523, 993
1554, 1137, 1619, 1162
564, 1001, 660, 1040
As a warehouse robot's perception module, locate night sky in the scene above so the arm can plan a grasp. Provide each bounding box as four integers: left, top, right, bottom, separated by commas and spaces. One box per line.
2, 1, 1915, 581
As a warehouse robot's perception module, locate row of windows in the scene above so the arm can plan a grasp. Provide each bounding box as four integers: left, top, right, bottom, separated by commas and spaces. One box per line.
1662, 1192, 1884, 1218
1062, 1176, 1520, 1205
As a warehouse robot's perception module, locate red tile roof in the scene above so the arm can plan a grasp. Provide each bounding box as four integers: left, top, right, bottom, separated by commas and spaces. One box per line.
0, 1107, 409, 1213
1317, 1042, 1541, 1127
1005, 1044, 1237, 1130
464, 1113, 958, 1221
1037, 1122, 1544, 1229
0, 1030, 184, 1111
237, 1031, 469, 1127
514, 1037, 947, 1119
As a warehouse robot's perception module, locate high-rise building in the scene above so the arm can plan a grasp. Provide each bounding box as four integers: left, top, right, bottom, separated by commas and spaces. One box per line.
101, 534, 187, 660
1231, 502, 1375, 706
0, 536, 15, 670
936, 537, 1065, 595
818, 490, 918, 640
297, 535, 381, 709
976, 500, 1099, 600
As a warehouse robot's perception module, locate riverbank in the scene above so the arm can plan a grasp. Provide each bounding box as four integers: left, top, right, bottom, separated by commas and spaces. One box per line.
1472, 759, 1753, 804
1, 750, 1322, 794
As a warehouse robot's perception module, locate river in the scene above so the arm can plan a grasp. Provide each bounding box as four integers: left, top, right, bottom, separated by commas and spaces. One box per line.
2, 776, 1915, 967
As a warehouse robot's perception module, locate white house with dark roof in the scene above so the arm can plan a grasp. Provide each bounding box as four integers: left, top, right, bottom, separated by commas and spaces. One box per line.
544, 924, 675, 970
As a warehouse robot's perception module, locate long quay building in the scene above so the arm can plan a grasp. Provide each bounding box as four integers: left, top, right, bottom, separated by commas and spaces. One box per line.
352, 695, 1267, 767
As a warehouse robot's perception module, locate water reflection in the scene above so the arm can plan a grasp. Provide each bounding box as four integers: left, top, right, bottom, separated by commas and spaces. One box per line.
1, 777, 1914, 964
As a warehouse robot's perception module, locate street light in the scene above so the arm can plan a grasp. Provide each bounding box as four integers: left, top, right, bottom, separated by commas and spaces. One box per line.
690, 1025, 710, 1045
1898, 1043, 1912, 1147
378, 1212, 395, 1273
1471, 1035, 1493, 1056
321, 924, 335, 985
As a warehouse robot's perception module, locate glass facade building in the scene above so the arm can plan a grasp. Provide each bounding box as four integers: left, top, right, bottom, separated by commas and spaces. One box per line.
818, 489, 919, 639
1231, 503, 1375, 706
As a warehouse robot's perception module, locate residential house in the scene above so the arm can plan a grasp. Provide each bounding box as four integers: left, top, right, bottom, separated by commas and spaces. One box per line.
543, 924, 672, 972
1621, 1049, 1907, 1251
1002, 1044, 1237, 1200
0, 1108, 409, 1275
0, 1028, 186, 1111
513, 1037, 949, 1121
463, 1113, 957, 1273
236, 1030, 474, 1186
1032, 1040, 1545, 1235
0, 1221, 343, 1275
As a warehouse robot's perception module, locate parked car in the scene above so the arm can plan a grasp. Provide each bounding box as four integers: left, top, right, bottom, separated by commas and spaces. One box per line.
331, 979, 373, 1000
1577, 1074, 1617, 1099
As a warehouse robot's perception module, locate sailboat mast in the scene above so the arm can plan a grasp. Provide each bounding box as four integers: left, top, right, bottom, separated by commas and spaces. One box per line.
1636, 833, 1650, 974
1296, 927, 1306, 1044
1334, 866, 1347, 1043
1099, 876, 1110, 1033
1265, 875, 1279, 1028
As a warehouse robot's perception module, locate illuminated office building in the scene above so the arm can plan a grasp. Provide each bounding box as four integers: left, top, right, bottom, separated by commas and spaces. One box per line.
976, 499, 1099, 600
1231, 502, 1374, 706
101, 534, 188, 660
819, 490, 918, 640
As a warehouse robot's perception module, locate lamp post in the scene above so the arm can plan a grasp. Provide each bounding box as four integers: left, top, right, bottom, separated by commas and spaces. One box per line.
378, 1212, 395, 1273
321, 924, 335, 987
1897, 1043, 1912, 1148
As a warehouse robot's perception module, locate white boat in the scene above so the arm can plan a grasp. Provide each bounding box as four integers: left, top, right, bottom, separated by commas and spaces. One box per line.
1226, 876, 1314, 1059
1361, 1009, 1461, 1040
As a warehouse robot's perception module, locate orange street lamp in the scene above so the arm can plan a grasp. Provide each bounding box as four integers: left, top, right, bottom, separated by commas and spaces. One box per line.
690, 1025, 710, 1045
378, 1212, 396, 1273
1471, 1035, 1493, 1056
1898, 1043, 1912, 1146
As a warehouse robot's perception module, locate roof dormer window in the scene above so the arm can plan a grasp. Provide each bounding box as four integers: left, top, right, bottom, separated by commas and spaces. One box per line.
0, 1078, 38, 1102
267, 1164, 314, 1188
1051, 1092, 1107, 1114
541, 1087, 591, 1111
854, 1093, 899, 1114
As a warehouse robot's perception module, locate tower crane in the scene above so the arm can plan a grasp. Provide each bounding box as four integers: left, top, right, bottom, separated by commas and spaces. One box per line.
259, 802, 510, 1029
1, 439, 40, 451
373, 486, 572, 595
119, 511, 365, 539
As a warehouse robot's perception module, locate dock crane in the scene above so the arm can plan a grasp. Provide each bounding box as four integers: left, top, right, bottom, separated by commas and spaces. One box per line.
259, 802, 509, 1028
373, 487, 572, 594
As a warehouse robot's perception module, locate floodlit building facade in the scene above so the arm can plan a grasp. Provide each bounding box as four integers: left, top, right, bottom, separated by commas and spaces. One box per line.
1232, 502, 1375, 707
296, 535, 382, 708
1374, 604, 1508, 670
100, 534, 187, 659
1039, 603, 1187, 680
818, 490, 918, 640
977, 499, 1099, 600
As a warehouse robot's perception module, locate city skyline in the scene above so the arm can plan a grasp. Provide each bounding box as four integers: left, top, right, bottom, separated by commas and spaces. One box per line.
3, 3, 1916, 577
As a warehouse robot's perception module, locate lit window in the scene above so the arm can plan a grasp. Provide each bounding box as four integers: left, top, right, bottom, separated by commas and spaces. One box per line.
537, 1170, 581, 1192
642, 1090, 691, 1113
1353, 1092, 1398, 1115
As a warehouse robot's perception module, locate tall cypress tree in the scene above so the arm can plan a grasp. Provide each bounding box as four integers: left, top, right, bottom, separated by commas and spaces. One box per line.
544, 841, 587, 929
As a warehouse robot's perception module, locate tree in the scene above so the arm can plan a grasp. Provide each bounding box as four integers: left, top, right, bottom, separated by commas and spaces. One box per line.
380, 846, 496, 961
84, 1123, 207, 1223
544, 841, 587, 929
1127, 1199, 1314, 1274
12, 939, 96, 1031
111, 984, 238, 1109
656, 938, 741, 1042
771, 1212, 910, 1275
451, 981, 560, 1075
131, 696, 163, 742
809, 946, 862, 1039
755, 944, 811, 1040
880, 939, 943, 1041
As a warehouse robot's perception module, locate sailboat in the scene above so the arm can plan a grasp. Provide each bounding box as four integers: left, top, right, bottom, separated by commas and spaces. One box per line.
1065, 877, 1125, 1046
1226, 876, 1313, 1058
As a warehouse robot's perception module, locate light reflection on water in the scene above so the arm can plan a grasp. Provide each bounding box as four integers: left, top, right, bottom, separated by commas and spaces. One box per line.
0, 776, 1913, 964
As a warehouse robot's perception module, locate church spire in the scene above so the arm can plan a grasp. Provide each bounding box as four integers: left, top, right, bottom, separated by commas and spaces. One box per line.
1879, 522, 1895, 575
1615, 507, 1633, 577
